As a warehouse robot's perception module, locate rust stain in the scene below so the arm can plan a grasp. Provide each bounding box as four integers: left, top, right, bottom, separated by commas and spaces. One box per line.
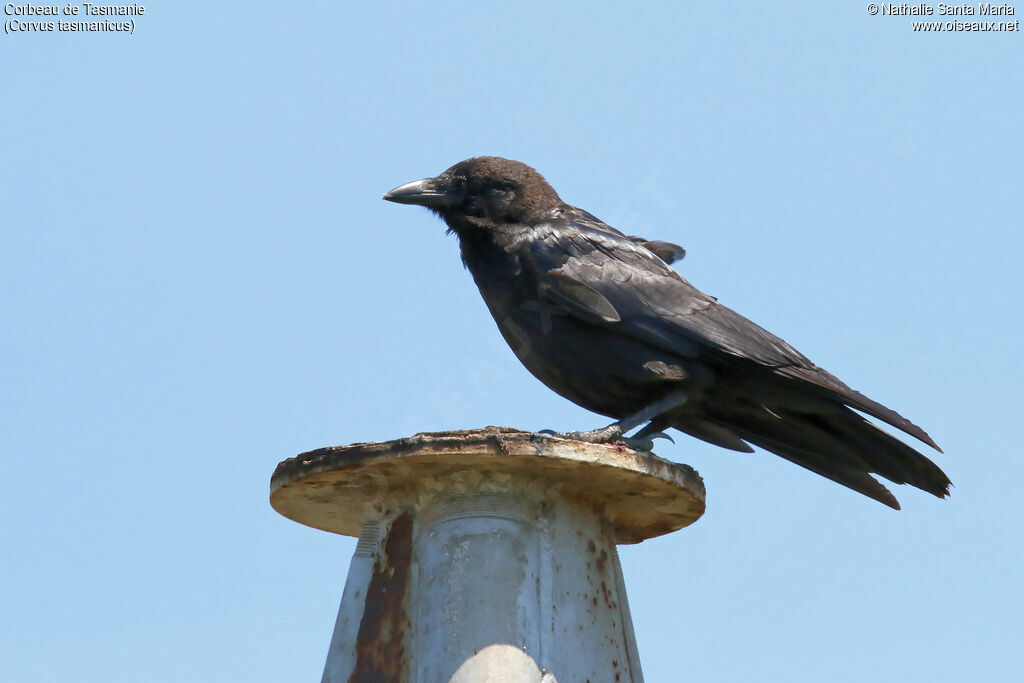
600, 580, 617, 610
349, 511, 412, 682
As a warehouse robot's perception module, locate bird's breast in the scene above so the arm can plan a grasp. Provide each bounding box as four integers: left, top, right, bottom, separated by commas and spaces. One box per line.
459, 234, 706, 417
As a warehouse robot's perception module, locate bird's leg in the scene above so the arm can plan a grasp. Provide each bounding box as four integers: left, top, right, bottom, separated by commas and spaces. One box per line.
615, 390, 688, 434
541, 390, 688, 449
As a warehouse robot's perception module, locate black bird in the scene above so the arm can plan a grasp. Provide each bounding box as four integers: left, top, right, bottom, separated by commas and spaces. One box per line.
384, 156, 950, 509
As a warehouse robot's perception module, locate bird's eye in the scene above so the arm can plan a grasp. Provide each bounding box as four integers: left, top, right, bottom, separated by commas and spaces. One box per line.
488, 187, 515, 204
487, 181, 515, 198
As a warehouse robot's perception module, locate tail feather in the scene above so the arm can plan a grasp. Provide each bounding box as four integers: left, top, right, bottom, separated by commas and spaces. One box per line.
780, 366, 942, 452
731, 417, 902, 509
795, 407, 951, 498
702, 402, 950, 509
673, 417, 755, 453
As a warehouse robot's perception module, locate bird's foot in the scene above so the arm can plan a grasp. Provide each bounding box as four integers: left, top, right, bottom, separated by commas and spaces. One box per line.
537, 427, 674, 451
538, 424, 623, 444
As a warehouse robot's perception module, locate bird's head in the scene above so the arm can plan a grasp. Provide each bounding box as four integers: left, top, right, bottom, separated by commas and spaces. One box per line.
383, 156, 562, 229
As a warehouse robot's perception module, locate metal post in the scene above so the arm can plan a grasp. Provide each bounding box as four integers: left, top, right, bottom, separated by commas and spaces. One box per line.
270, 427, 705, 682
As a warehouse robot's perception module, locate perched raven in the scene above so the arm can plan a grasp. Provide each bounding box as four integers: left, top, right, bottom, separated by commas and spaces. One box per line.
384, 156, 950, 509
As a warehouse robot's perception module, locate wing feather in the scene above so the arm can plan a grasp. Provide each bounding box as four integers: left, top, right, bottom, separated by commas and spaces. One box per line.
516, 213, 941, 451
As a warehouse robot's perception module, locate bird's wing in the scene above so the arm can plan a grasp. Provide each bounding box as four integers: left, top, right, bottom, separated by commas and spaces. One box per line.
522, 217, 812, 369
626, 237, 686, 264
560, 207, 685, 265
517, 216, 939, 450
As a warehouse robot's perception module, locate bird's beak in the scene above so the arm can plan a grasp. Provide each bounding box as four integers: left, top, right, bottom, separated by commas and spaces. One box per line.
383, 177, 461, 208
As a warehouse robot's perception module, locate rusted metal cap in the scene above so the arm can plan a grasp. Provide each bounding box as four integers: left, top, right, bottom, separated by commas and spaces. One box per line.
270, 426, 705, 544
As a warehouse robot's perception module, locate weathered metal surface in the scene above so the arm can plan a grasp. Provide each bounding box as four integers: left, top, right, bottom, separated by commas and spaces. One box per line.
271, 426, 705, 544
348, 511, 412, 682
272, 427, 706, 682
320, 520, 379, 682
412, 491, 540, 682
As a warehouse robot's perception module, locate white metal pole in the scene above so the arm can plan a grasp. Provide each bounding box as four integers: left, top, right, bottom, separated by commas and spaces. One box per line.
271, 428, 705, 683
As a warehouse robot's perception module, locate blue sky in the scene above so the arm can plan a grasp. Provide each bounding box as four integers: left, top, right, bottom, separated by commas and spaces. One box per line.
2, 2, 1020, 680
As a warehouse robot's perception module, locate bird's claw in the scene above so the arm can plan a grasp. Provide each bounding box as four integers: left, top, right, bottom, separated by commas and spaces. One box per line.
614, 431, 674, 452
648, 431, 675, 444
